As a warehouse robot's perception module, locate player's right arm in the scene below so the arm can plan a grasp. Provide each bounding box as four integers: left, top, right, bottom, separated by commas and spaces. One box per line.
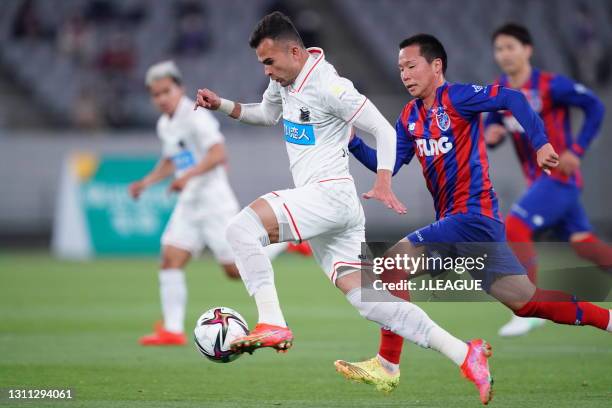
194, 80, 282, 126
129, 158, 174, 200
451, 84, 559, 173
348, 118, 415, 176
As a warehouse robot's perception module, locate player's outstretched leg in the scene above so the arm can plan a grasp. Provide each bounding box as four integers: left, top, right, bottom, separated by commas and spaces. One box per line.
336, 274, 494, 405
490, 275, 612, 332
225, 201, 294, 355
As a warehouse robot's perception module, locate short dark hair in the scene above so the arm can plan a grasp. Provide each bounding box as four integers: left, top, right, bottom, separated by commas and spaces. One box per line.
399, 34, 447, 74
492, 23, 533, 45
249, 11, 304, 49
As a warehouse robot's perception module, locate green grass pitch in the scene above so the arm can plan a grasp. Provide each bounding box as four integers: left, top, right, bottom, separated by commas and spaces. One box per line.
1, 252, 610, 407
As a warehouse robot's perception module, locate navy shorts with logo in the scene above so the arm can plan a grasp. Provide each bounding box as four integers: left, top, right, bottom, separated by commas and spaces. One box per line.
407, 212, 526, 291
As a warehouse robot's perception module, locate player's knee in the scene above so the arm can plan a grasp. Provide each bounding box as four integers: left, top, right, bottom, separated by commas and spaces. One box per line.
226, 207, 271, 251
160, 246, 189, 269
506, 214, 533, 243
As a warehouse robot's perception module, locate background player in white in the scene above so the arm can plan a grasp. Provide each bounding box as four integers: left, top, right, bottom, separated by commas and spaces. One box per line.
195, 12, 493, 403
129, 61, 289, 346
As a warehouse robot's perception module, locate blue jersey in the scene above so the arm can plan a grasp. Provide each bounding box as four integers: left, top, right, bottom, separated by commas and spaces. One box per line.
350, 82, 549, 221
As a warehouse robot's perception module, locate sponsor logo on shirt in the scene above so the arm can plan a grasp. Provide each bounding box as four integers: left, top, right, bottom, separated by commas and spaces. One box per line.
172, 150, 196, 170
283, 119, 315, 145
415, 137, 454, 157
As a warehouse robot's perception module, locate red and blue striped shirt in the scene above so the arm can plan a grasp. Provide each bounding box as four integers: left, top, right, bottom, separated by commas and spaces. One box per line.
485, 69, 604, 187
350, 82, 549, 221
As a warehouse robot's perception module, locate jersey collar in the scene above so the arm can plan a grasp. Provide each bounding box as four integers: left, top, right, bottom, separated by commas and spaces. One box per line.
289, 47, 325, 94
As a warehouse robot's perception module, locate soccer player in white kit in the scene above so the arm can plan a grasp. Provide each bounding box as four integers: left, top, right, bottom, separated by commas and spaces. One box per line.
195, 13, 492, 400
130, 61, 289, 346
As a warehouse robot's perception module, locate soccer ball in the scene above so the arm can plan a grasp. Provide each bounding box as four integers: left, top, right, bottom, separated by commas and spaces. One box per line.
193, 306, 249, 363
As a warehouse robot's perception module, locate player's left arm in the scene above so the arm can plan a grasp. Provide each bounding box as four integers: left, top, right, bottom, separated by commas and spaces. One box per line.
169, 143, 227, 192
550, 75, 605, 157
451, 84, 559, 173
326, 77, 406, 214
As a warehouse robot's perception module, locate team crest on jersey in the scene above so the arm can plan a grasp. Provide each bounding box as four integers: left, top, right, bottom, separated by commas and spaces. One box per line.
435, 109, 451, 132
299, 107, 310, 122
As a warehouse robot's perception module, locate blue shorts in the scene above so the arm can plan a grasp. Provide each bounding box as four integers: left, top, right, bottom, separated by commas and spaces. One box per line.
407, 212, 526, 291
510, 176, 592, 240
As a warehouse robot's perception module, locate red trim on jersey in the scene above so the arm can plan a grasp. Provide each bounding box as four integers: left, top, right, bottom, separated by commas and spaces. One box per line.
292, 48, 324, 93
412, 103, 436, 204
347, 98, 368, 123
571, 143, 584, 156
476, 119, 495, 218
489, 84, 500, 97
271, 191, 280, 197
443, 90, 470, 216
318, 177, 352, 183
429, 95, 449, 217
283, 203, 302, 243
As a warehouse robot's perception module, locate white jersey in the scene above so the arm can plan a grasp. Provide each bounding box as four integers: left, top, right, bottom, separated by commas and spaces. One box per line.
264, 48, 368, 187
157, 96, 239, 213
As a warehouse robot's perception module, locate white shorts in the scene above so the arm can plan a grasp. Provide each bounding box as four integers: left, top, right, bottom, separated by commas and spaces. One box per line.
161, 199, 237, 264
261, 178, 366, 283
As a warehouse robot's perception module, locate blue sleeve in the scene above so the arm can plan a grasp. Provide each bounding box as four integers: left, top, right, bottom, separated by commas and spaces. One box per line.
450, 83, 549, 150
348, 118, 414, 176
550, 75, 605, 157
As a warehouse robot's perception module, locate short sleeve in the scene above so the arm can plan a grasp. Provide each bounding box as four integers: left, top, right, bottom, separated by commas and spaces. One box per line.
191, 109, 224, 149
325, 76, 368, 123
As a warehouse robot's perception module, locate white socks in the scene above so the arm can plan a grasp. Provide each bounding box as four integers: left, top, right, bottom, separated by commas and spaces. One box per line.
346, 288, 467, 366
254, 284, 287, 327
226, 207, 287, 327
427, 325, 468, 366
159, 269, 187, 333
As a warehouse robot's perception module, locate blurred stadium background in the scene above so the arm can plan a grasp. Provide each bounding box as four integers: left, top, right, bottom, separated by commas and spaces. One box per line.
0, 0, 611, 250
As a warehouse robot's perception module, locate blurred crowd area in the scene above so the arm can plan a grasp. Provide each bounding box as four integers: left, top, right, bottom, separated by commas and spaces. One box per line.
0, 0, 322, 130
0, 0, 610, 131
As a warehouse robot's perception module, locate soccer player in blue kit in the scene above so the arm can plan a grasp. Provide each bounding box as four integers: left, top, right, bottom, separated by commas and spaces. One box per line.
484, 23, 611, 337
334, 34, 611, 402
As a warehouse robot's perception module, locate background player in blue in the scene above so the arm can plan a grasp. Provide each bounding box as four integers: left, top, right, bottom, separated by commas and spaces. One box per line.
334, 33, 612, 401
485, 23, 612, 337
